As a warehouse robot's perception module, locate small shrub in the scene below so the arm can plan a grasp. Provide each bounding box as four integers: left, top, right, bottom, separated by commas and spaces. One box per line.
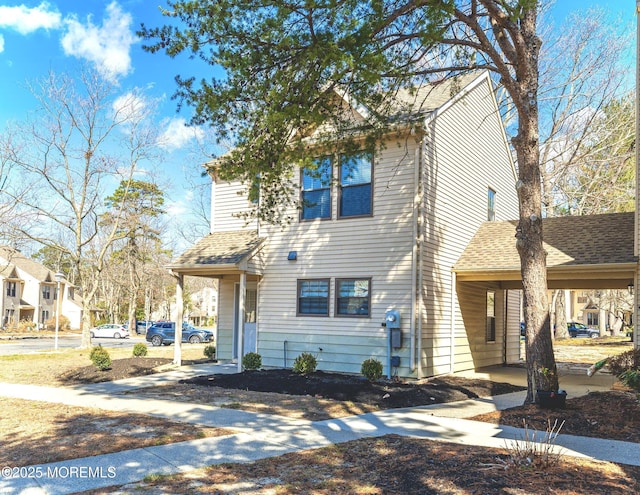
505, 419, 565, 469
293, 352, 317, 374
607, 349, 640, 390
132, 343, 148, 357
90, 345, 112, 371
361, 358, 383, 381
242, 352, 262, 371
204, 345, 217, 361
44, 315, 71, 331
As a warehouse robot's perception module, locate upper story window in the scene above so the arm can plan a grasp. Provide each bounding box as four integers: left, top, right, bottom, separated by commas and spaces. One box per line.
42, 285, 51, 300
6, 282, 16, 297
336, 278, 370, 317
301, 157, 332, 220
487, 187, 496, 221
297, 279, 330, 316
339, 152, 372, 218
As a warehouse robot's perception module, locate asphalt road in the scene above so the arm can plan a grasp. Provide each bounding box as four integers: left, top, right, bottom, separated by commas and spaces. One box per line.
0, 334, 144, 355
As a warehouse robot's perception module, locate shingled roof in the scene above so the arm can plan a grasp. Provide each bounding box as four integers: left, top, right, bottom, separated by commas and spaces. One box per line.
454, 212, 637, 288
168, 230, 265, 275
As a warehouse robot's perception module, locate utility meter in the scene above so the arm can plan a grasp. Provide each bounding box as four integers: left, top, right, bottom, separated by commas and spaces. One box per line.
385, 309, 401, 329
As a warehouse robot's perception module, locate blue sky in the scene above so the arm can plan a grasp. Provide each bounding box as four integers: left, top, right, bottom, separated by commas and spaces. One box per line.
0, 0, 635, 250
0, 1, 221, 251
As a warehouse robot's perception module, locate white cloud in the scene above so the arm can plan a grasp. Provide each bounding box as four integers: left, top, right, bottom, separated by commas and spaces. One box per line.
0, 2, 62, 34
61, 2, 136, 81
112, 91, 148, 122
158, 117, 205, 151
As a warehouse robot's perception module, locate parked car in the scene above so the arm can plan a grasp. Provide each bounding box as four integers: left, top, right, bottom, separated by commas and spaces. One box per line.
124, 320, 154, 335
90, 323, 129, 339
567, 322, 600, 339
145, 322, 213, 346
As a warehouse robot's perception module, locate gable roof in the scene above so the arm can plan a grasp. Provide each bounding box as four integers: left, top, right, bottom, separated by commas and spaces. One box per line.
168, 230, 265, 276
0, 246, 58, 282
454, 212, 637, 289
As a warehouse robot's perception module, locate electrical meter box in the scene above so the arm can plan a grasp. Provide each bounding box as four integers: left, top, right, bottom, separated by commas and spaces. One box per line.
385, 309, 401, 329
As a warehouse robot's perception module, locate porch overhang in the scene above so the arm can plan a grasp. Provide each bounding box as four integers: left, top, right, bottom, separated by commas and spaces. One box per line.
454, 212, 638, 290
167, 230, 265, 277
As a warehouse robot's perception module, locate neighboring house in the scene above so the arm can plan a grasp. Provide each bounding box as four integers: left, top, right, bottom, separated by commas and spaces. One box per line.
169, 71, 524, 378
0, 247, 82, 330
187, 286, 218, 327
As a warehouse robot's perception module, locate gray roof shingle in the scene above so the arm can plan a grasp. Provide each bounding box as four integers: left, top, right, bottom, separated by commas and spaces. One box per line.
454, 212, 636, 273
172, 230, 264, 267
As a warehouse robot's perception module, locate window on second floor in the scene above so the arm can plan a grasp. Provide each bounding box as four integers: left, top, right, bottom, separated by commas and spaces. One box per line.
6, 282, 16, 297
42, 285, 51, 300
487, 187, 496, 221
301, 157, 332, 220
339, 152, 373, 218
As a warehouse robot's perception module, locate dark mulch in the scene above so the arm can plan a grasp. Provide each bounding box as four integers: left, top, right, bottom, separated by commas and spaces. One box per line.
181, 368, 525, 409
58, 357, 206, 384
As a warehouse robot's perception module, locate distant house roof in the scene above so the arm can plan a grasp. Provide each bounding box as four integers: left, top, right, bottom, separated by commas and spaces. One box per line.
168, 230, 265, 276
0, 246, 59, 282
454, 212, 637, 289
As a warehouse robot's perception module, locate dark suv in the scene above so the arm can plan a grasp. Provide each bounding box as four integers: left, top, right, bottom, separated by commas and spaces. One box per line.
145, 322, 213, 346
567, 322, 600, 339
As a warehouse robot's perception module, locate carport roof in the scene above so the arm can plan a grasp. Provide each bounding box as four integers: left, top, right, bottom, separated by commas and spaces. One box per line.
167, 230, 265, 276
454, 212, 637, 289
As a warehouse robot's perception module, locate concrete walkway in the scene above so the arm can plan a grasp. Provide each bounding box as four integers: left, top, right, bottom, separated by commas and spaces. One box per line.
0, 364, 636, 495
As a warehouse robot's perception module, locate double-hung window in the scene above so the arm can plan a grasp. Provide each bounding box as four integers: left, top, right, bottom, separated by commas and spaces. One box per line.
339, 152, 372, 218
6, 282, 16, 297
297, 279, 330, 316
42, 285, 51, 300
301, 157, 332, 220
336, 278, 370, 317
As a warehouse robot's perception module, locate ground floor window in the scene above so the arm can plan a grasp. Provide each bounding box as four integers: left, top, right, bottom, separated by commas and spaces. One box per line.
486, 290, 496, 342
336, 278, 370, 317
41, 310, 50, 324
297, 279, 330, 316
586, 312, 599, 327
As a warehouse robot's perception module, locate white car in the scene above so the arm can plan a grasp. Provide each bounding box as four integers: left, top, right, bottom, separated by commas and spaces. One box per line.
90, 324, 129, 339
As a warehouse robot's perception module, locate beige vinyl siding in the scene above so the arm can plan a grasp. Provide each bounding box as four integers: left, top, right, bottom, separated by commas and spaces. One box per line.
212, 179, 258, 232
419, 75, 518, 375
257, 138, 419, 375
216, 277, 238, 359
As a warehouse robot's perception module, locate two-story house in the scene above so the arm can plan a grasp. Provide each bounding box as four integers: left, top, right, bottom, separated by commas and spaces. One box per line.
169, 71, 527, 378
0, 247, 82, 330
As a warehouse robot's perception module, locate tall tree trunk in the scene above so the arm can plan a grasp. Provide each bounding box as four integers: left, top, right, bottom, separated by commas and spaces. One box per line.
513, 9, 559, 403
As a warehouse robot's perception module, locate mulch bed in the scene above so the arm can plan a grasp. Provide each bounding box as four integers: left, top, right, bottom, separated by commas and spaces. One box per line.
181, 368, 525, 409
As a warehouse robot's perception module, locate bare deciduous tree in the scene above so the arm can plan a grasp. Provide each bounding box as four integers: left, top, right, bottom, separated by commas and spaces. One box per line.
0, 69, 161, 348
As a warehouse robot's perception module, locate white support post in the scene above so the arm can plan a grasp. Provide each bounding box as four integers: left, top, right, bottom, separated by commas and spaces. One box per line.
237, 272, 246, 372
174, 273, 184, 366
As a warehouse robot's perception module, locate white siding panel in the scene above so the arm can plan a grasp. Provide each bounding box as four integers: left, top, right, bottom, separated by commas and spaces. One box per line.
256, 139, 420, 375
419, 76, 518, 375
213, 179, 258, 232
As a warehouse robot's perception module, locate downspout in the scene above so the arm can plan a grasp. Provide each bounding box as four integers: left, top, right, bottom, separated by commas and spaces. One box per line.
416, 137, 426, 379
410, 139, 421, 373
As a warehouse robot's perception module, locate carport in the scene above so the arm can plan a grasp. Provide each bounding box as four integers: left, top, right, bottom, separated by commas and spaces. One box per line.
453, 212, 638, 365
